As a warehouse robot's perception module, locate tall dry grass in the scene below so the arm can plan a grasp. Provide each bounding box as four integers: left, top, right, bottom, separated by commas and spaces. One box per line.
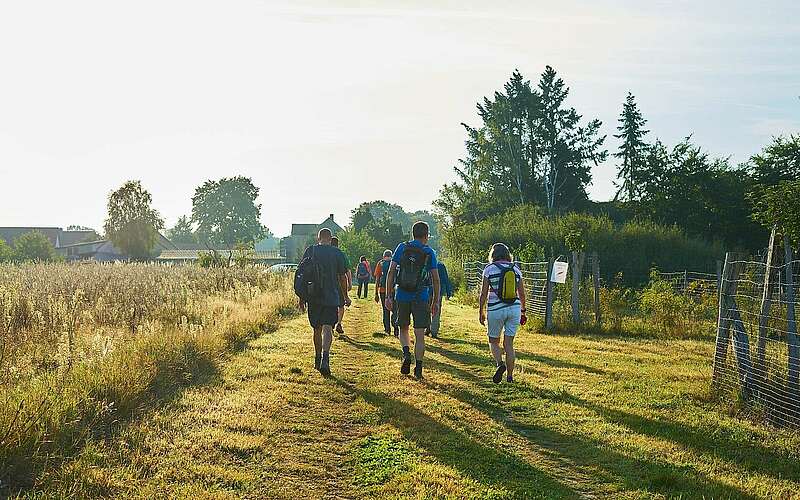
0, 262, 296, 490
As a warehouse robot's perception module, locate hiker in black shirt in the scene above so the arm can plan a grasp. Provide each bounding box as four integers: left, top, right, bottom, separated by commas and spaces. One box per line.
298, 228, 351, 376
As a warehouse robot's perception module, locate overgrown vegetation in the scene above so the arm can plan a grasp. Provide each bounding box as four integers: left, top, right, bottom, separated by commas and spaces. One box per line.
0, 263, 296, 489
444, 206, 722, 286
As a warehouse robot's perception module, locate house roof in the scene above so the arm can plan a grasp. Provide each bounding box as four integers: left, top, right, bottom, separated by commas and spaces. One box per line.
289, 214, 342, 237
0, 227, 63, 247
59, 230, 100, 247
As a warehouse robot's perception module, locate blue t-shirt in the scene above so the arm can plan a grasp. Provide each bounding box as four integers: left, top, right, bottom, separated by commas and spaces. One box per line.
392, 240, 437, 303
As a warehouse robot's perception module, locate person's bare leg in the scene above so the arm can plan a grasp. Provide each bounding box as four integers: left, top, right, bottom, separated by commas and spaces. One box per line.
313, 326, 322, 369
413, 328, 426, 378
489, 336, 506, 383
336, 306, 344, 334
488, 336, 503, 365
503, 335, 516, 381
399, 325, 412, 374
320, 324, 333, 375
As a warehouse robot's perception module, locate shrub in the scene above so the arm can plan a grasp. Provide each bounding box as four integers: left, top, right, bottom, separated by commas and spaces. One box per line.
442, 205, 723, 286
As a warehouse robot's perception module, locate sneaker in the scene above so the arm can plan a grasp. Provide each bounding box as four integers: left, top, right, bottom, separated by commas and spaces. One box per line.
431, 332, 439, 339
336, 324, 344, 334
493, 364, 507, 384
424, 328, 431, 336
400, 355, 412, 375
506, 375, 514, 383
314, 356, 321, 371
384, 329, 391, 335
320, 357, 331, 377
414, 364, 423, 379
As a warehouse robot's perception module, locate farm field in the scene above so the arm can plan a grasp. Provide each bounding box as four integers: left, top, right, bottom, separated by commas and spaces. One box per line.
19, 295, 800, 499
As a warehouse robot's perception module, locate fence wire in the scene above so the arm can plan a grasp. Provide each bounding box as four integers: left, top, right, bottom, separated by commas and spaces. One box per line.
713, 254, 800, 430
657, 271, 719, 298
463, 261, 549, 318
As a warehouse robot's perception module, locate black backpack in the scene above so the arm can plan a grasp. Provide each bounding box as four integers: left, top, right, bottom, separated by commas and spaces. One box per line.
397, 243, 429, 293
294, 246, 323, 301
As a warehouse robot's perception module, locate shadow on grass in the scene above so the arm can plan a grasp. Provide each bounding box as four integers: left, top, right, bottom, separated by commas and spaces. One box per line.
332, 378, 580, 499
341, 336, 773, 498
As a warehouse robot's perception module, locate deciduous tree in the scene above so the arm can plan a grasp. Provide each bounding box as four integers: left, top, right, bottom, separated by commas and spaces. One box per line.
191, 176, 265, 248
104, 180, 164, 260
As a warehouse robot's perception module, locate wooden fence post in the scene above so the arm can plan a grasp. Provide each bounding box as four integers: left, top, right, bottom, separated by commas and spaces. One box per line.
713, 252, 736, 387
571, 251, 584, 325
785, 235, 798, 399
545, 257, 554, 330
755, 227, 777, 391
592, 252, 601, 326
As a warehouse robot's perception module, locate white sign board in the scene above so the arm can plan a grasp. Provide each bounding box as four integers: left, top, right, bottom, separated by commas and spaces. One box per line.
550, 261, 569, 283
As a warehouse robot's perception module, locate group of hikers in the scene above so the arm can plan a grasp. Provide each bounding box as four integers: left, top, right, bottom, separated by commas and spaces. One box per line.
295, 221, 527, 383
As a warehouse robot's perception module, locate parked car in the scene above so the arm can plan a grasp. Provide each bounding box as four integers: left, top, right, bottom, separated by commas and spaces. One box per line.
266, 263, 298, 274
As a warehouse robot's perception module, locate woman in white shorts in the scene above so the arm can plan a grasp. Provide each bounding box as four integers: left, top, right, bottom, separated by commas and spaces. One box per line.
478, 243, 527, 384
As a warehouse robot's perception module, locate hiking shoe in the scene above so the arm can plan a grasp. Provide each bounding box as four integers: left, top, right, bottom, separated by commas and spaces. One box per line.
384, 329, 391, 335
336, 324, 344, 334
506, 375, 514, 383
424, 328, 431, 336
320, 358, 331, 377
414, 364, 423, 379
431, 332, 439, 339
393, 326, 400, 337
493, 364, 507, 384
400, 355, 412, 375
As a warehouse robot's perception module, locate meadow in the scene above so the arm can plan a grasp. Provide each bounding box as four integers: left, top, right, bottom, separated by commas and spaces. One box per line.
3, 264, 799, 499
0, 263, 296, 491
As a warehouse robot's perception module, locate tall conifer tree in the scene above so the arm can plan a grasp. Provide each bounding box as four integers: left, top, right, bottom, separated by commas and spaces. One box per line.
614, 92, 649, 201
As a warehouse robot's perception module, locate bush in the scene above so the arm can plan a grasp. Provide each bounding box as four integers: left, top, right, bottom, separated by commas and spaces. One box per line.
442, 205, 723, 286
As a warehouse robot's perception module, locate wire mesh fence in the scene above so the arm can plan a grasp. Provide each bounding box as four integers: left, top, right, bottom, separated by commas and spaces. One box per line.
712, 244, 799, 430
657, 271, 720, 298
462, 261, 549, 318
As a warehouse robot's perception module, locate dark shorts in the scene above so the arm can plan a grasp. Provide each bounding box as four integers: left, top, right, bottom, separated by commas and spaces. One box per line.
307, 303, 338, 328
397, 300, 431, 329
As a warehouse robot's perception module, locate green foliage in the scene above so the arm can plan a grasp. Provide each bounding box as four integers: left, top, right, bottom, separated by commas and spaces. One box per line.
749, 179, 800, 246
104, 180, 165, 261
0, 239, 13, 262
443, 205, 722, 286
12, 231, 61, 262
167, 215, 197, 245
338, 229, 384, 270
191, 176, 265, 247
351, 433, 412, 487
350, 200, 440, 251
613, 92, 649, 201
435, 67, 607, 225
633, 137, 766, 250
638, 270, 716, 337
746, 134, 800, 185
197, 250, 228, 268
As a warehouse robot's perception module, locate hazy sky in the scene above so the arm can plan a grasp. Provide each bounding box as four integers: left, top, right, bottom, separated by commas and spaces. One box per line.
1, 1, 798, 236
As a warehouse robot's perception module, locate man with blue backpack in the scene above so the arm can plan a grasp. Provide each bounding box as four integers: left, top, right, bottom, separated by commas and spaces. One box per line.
384, 221, 440, 379
374, 249, 398, 335
427, 261, 453, 338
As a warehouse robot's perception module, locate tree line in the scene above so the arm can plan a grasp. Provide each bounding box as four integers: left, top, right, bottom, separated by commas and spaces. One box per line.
435, 66, 799, 253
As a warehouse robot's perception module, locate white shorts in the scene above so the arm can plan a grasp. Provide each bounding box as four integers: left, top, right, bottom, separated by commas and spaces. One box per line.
487, 304, 521, 339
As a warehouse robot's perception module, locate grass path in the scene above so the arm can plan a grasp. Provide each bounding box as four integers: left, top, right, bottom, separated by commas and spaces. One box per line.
36, 293, 800, 499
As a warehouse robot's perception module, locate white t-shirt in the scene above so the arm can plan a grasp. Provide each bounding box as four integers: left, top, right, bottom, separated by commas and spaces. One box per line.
482, 261, 523, 310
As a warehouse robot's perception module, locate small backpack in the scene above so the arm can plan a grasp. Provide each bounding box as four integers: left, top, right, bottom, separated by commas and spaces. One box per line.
294, 246, 323, 302
357, 261, 370, 279
397, 243, 429, 293
378, 260, 391, 288
495, 264, 518, 304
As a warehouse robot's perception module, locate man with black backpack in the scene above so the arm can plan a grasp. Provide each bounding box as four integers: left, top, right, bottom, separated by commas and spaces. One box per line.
384, 221, 440, 379
295, 228, 351, 376
374, 249, 397, 335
